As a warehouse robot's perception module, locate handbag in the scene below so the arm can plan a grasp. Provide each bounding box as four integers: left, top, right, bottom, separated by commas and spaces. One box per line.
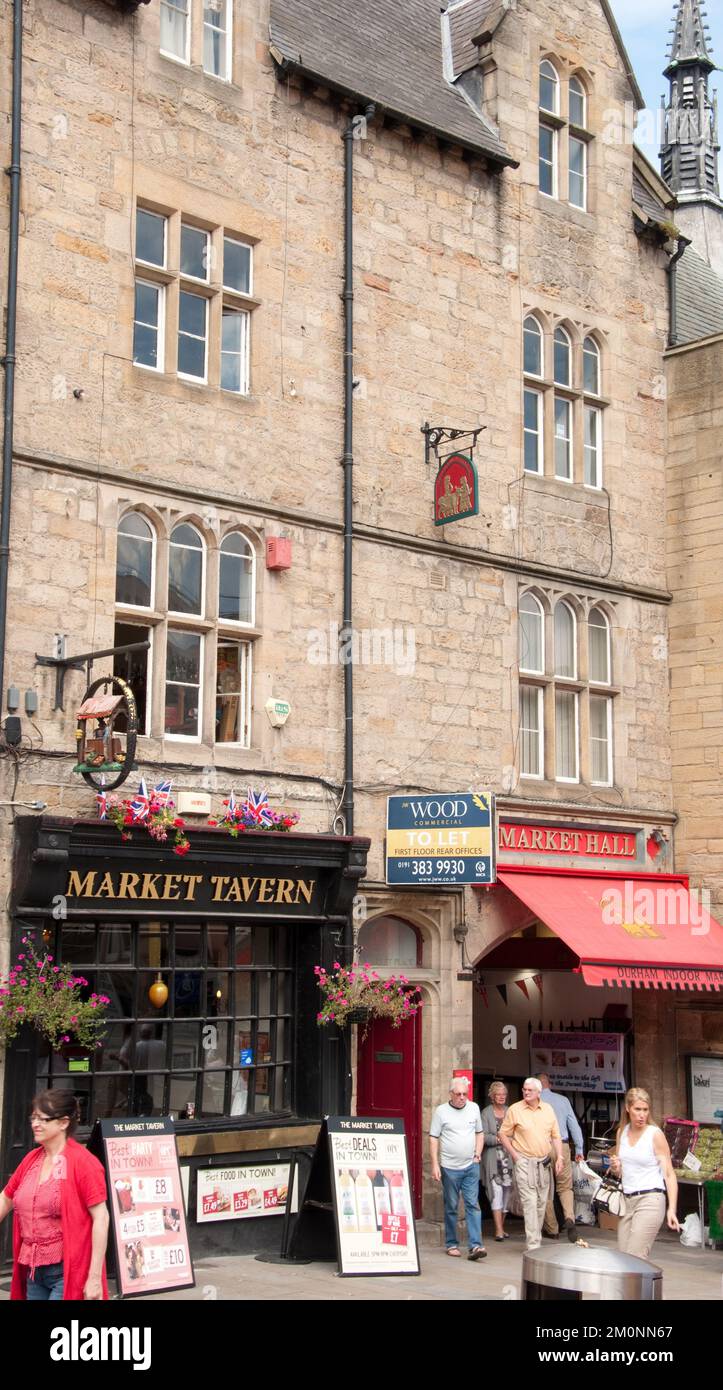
594, 1175, 627, 1218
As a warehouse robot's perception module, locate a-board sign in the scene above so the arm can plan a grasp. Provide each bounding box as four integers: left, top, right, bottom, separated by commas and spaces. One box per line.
196, 1162, 299, 1223
327, 1116, 420, 1276
95, 1118, 195, 1298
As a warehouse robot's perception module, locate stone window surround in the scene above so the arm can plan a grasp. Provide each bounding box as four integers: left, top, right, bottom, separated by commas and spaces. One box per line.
518, 585, 617, 789
114, 503, 259, 751
160, 0, 234, 85
522, 310, 607, 490
538, 55, 594, 215
133, 201, 258, 396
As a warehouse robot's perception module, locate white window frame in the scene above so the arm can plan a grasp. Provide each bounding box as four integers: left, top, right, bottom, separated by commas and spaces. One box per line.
539, 122, 557, 198
165, 628, 204, 743
135, 209, 167, 270
220, 307, 251, 397
553, 326, 572, 387
588, 606, 611, 685
160, 0, 191, 66
223, 236, 254, 296
168, 523, 206, 618
539, 59, 559, 116
133, 279, 166, 374
590, 694, 613, 786
554, 600, 577, 679
203, 0, 232, 82
219, 531, 256, 626
519, 592, 545, 675
554, 395, 572, 481
555, 688, 580, 783
115, 511, 157, 612
177, 290, 209, 384
523, 315, 544, 378
569, 134, 587, 210
215, 638, 252, 748
524, 387, 544, 475
584, 404, 603, 489
569, 75, 586, 129
180, 223, 211, 284
520, 684, 544, 780
583, 336, 600, 395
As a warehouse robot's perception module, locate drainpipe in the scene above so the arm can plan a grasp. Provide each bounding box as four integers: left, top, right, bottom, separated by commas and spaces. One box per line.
667, 232, 691, 349
341, 105, 374, 838
0, 0, 23, 703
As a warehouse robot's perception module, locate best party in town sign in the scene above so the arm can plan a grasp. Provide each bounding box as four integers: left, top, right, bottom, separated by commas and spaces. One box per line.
97, 1118, 194, 1297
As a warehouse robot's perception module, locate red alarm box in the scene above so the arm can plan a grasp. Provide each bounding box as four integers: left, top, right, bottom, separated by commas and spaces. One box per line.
266, 537, 292, 570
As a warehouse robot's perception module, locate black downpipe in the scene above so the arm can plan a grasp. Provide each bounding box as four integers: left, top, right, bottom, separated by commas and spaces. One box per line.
341, 108, 374, 837
0, 0, 23, 703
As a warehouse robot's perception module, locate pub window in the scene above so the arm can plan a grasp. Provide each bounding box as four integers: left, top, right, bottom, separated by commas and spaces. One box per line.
35, 920, 295, 1127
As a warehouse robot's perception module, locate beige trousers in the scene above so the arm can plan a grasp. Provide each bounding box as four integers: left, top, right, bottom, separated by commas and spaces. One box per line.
617, 1191, 666, 1259
515, 1157, 553, 1250
543, 1142, 574, 1233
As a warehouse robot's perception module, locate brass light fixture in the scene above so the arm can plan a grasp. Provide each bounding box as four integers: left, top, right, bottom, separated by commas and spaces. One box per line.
148, 973, 168, 1009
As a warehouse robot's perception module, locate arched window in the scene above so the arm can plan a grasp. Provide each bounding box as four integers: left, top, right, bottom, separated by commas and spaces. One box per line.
583, 337, 600, 395
116, 513, 155, 609
588, 607, 610, 684
523, 316, 543, 377
357, 916, 421, 969
168, 523, 204, 616
519, 592, 544, 673
539, 60, 559, 114
569, 75, 586, 128
219, 532, 254, 625
554, 600, 576, 678
553, 327, 571, 386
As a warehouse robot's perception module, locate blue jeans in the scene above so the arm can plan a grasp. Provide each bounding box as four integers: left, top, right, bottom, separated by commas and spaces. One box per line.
26, 1262, 64, 1301
441, 1163, 483, 1249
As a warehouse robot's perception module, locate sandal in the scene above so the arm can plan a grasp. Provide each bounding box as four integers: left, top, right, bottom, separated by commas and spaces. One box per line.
446, 1246, 461, 1257
468, 1246, 487, 1260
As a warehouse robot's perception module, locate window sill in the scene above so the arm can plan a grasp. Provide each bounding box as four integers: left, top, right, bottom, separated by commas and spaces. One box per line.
130, 365, 258, 407
536, 193, 595, 228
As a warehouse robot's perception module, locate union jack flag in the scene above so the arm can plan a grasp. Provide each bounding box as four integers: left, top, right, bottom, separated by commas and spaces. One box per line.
242, 787, 273, 828
223, 789, 237, 823
129, 777, 150, 823
152, 779, 173, 808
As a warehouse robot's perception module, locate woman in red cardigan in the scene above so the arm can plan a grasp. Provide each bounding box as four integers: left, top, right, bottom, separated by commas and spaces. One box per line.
0, 1088, 109, 1300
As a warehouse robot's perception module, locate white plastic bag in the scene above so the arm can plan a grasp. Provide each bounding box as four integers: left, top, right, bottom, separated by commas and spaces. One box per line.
679, 1213, 702, 1247
573, 1160, 602, 1226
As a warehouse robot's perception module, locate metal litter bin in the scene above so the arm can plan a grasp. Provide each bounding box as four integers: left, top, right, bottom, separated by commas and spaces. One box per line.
522, 1245, 663, 1300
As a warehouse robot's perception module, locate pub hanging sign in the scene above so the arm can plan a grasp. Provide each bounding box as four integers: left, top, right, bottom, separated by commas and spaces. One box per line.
434, 453, 479, 526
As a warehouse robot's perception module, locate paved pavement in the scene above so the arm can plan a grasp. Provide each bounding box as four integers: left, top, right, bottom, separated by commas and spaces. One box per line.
1, 1221, 720, 1301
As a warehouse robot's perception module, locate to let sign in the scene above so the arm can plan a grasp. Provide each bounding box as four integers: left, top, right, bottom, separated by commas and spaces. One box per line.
387, 792, 494, 886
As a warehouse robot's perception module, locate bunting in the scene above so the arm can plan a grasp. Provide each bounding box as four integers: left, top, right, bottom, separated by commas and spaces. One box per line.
514, 978, 530, 1000
496, 984, 507, 1005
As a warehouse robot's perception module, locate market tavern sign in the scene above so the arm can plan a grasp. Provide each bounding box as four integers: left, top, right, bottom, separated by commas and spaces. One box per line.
66, 868, 317, 909
498, 821, 638, 860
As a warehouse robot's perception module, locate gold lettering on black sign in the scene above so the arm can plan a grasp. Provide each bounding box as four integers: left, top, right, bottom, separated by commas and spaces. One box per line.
66, 869, 316, 906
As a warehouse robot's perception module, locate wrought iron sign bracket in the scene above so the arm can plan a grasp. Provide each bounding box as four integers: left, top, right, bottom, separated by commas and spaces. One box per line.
35, 640, 150, 711
421, 422, 486, 469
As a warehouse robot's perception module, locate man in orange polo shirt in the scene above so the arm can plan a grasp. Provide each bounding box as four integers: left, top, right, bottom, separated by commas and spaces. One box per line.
499, 1077, 563, 1251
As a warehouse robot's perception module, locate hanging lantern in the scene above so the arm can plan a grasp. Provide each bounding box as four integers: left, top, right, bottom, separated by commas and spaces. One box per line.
148, 973, 168, 1009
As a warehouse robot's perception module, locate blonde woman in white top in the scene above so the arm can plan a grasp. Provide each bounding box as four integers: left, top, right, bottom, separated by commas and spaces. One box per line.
609, 1087, 680, 1259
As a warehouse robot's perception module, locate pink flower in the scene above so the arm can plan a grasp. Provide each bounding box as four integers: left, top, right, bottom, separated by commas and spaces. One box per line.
333, 962, 341, 970
52, 967, 60, 974
70, 1016, 78, 1024
17, 954, 25, 961
16, 1005, 25, 1013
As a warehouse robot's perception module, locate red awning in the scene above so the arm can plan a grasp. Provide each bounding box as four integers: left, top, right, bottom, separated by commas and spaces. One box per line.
497, 870, 723, 991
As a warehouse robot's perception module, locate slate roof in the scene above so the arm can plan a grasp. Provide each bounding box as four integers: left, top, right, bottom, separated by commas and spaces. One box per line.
269, 0, 516, 165
675, 245, 723, 345
632, 169, 674, 227
447, 0, 501, 78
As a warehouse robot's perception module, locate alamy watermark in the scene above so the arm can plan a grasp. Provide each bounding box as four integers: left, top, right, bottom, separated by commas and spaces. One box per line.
600, 882, 711, 937
306, 621, 416, 677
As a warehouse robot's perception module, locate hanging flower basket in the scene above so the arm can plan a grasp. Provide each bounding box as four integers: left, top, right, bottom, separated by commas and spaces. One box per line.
314, 963, 422, 1030
0, 931, 109, 1052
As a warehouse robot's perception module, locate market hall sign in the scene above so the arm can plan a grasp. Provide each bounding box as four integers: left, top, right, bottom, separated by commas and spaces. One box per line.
66, 867, 319, 911
498, 821, 638, 860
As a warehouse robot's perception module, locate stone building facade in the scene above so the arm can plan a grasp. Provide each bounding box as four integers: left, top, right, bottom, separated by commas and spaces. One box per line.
0, 0, 709, 1229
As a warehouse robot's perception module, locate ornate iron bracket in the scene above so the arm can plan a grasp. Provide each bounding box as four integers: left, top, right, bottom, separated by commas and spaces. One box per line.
421, 422, 486, 469
35, 640, 150, 712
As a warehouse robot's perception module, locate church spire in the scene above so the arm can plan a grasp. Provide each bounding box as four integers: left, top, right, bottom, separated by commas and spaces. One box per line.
660, 0, 719, 200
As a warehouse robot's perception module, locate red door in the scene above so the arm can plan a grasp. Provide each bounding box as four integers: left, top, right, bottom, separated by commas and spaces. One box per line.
356, 1010, 422, 1216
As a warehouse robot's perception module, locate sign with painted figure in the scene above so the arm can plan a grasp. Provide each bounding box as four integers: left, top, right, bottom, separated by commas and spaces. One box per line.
196, 1163, 299, 1222
328, 1116, 420, 1277
529, 1031, 625, 1094
98, 1118, 194, 1298
386, 792, 494, 886
434, 453, 478, 525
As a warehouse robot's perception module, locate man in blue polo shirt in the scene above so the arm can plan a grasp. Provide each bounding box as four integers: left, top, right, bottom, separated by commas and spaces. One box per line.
537, 1072, 585, 1241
